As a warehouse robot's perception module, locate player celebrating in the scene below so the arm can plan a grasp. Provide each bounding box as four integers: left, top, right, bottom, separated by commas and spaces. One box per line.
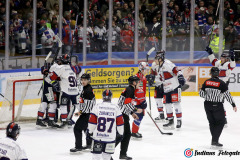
117, 75, 139, 160
205, 46, 236, 126
131, 62, 148, 138
148, 60, 165, 122
47, 54, 78, 128
0, 122, 28, 160
88, 89, 124, 160
70, 73, 96, 153
154, 50, 185, 129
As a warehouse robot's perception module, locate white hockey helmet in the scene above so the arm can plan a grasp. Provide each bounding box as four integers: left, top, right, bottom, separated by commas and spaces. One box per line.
138, 62, 150, 71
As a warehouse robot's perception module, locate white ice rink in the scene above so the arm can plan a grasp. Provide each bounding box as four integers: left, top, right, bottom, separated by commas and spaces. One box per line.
1, 96, 240, 160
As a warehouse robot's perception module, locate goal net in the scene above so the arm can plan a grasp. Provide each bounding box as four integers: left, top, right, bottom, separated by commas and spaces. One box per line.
0, 75, 43, 129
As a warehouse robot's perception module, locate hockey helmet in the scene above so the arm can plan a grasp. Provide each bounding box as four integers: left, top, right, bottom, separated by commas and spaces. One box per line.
221, 52, 230, 59
54, 56, 61, 64
210, 67, 219, 78
60, 54, 71, 64
102, 89, 113, 102
81, 73, 91, 80
155, 50, 165, 61
138, 62, 150, 71
6, 122, 21, 140
128, 75, 140, 85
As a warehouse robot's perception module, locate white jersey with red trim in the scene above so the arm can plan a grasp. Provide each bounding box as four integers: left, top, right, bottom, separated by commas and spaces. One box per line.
157, 59, 181, 93
0, 137, 28, 160
208, 54, 236, 83
49, 64, 78, 95
88, 102, 124, 142
151, 61, 162, 86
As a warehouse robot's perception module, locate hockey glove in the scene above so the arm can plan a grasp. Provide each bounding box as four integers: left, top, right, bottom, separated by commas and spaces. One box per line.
116, 132, 124, 143
136, 100, 147, 109
51, 81, 61, 92
205, 46, 213, 55
146, 74, 155, 86
178, 74, 186, 87
41, 66, 49, 76
229, 48, 235, 61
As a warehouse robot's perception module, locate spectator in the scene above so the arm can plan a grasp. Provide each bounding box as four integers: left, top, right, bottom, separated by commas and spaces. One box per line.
46, 0, 58, 11
183, 5, 190, 29
108, 21, 121, 51
121, 12, 135, 31
62, 11, 72, 54
173, 16, 187, 51
18, 20, 31, 55
138, 12, 146, 30
166, 20, 174, 51
49, 3, 59, 22
206, 5, 215, 20
94, 20, 107, 52
147, 17, 161, 50
224, 23, 238, 50
195, 1, 207, 14
196, 7, 207, 28
166, 1, 175, 22
120, 23, 133, 51
121, 3, 130, 19
0, 21, 4, 48
194, 20, 205, 51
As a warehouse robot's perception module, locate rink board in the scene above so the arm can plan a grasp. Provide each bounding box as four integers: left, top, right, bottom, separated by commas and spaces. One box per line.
0, 64, 240, 106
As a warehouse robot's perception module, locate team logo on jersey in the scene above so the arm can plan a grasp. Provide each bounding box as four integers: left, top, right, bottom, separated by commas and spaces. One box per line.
184, 148, 193, 158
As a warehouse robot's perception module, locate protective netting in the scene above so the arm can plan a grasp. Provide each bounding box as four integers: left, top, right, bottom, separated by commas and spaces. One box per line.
0, 75, 43, 128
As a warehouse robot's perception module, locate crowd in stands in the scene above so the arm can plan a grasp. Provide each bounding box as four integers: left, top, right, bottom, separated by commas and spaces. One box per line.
0, 0, 239, 55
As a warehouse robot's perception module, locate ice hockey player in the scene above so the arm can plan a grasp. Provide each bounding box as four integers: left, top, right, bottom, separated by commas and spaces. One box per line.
0, 122, 28, 160
205, 46, 236, 126
131, 62, 149, 139
199, 67, 237, 147
147, 60, 165, 122
154, 50, 185, 129
117, 75, 140, 160
70, 73, 96, 153
47, 54, 78, 128
88, 89, 124, 160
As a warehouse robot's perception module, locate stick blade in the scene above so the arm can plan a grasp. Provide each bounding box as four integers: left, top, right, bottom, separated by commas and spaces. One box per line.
147, 47, 155, 56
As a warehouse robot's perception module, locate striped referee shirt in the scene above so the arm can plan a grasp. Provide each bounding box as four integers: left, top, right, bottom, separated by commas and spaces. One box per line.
79, 84, 96, 113
118, 85, 136, 115
199, 77, 236, 107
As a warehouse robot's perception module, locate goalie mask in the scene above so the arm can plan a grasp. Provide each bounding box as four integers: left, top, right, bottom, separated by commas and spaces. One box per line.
102, 89, 113, 102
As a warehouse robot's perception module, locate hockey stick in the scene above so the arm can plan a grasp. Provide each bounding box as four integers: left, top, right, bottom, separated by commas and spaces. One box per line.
146, 110, 173, 135
146, 47, 155, 115
0, 93, 13, 110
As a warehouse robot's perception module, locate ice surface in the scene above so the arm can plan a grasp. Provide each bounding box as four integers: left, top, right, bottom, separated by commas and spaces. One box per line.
1, 96, 240, 160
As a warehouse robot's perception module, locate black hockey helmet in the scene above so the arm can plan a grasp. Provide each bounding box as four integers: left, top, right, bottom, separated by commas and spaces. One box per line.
155, 50, 165, 61
128, 75, 140, 85
221, 52, 230, 59
81, 73, 91, 80
102, 89, 113, 102
6, 122, 21, 140
210, 67, 220, 78
60, 54, 71, 64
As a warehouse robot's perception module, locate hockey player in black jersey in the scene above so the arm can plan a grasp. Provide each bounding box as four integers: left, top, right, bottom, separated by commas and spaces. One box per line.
199, 67, 237, 148
70, 73, 96, 153
117, 75, 140, 160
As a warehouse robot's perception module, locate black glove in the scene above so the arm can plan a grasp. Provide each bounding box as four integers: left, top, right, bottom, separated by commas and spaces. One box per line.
86, 132, 93, 140
136, 100, 147, 109
41, 66, 49, 76
146, 74, 155, 86
116, 132, 123, 143
205, 46, 213, 55
51, 81, 61, 92
229, 48, 235, 61
178, 74, 185, 87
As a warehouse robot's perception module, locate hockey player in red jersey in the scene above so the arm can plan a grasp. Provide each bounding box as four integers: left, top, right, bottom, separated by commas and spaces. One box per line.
131, 62, 149, 138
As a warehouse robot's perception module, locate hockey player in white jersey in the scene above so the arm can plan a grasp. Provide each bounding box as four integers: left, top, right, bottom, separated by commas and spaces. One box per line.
88, 89, 124, 160
154, 51, 185, 129
48, 54, 78, 128
148, 61, 165, 121
0, 122, 28, 160
205, 46, 236, 126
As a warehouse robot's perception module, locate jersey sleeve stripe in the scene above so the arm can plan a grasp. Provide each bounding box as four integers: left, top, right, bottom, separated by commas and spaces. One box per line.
212, 59, 217, 66
89, 113, 98, 124
116, 115, 124, 126
228, 63, 234, 70
172, 67, 178, 75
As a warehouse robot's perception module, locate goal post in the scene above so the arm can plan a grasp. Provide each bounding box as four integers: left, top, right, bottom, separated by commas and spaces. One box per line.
0, 75, 43, 129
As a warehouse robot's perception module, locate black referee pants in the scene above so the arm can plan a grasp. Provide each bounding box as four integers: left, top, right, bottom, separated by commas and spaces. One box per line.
204, 101, 225, 143
73, 113, 91, 149
116, 114, 131, 156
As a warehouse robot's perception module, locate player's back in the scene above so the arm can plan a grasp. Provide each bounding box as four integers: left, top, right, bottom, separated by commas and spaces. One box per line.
92, 102, 121, 142
0, 137, 27, 160
56, 64, 78, 95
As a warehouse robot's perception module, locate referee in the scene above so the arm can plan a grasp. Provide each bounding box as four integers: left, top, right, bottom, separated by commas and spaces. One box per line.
199, 67, 237, 147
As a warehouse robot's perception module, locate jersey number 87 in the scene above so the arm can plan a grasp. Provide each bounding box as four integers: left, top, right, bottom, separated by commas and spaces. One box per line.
97, 117, 115, 133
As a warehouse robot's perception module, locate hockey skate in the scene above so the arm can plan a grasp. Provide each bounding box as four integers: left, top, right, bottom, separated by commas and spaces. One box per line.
131, 132, 142, 139
176, 120, 182, 129
155, 113, 165, 123
70, 147, 82, 153
36, 119, 47, 127
119, 154, 132, 160
82, 145, 91, 151
58, 121, 68, 129
48, 120, 59, 128
163, 119, 174, 130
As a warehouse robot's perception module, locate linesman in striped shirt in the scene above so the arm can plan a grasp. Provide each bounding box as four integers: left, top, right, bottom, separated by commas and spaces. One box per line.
199, 67, 237, 148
